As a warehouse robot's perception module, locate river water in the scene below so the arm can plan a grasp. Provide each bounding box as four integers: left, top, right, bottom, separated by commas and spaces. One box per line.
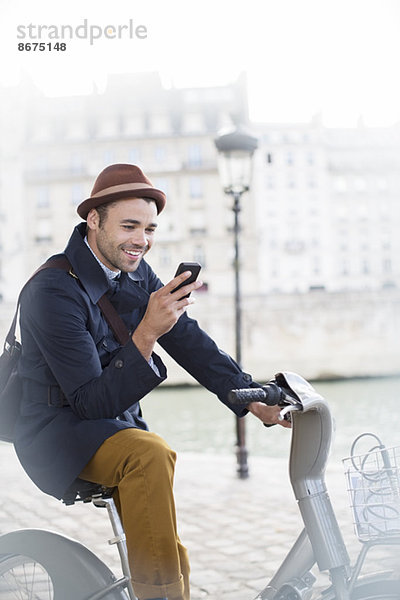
141, 376, 400, 463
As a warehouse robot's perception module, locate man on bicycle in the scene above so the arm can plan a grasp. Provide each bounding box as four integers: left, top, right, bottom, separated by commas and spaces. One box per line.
15, 163, 289, 600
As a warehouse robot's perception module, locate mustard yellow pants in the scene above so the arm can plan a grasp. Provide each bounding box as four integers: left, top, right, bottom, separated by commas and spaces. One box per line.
80, 428, 190, 600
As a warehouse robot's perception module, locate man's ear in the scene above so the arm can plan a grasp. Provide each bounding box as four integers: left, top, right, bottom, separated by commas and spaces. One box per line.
86, 208, 99, 231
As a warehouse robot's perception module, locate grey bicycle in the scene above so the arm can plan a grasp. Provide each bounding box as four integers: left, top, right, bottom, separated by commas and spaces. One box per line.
0, 371, 399, 599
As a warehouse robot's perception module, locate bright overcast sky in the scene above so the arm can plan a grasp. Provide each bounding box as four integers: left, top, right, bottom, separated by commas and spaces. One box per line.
1, 0, 400, 127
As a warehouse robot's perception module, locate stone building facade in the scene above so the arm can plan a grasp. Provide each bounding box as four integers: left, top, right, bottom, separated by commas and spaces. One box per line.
0, 73, 399, 381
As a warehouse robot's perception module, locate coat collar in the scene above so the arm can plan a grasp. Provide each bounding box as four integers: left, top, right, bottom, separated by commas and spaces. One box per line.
63, 223, 145, 304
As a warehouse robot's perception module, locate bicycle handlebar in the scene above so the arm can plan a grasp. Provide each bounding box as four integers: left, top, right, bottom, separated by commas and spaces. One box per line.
228, 382, 294, 409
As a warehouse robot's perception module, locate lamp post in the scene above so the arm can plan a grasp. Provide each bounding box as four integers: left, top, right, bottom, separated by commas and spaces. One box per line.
214, 125, 258, 479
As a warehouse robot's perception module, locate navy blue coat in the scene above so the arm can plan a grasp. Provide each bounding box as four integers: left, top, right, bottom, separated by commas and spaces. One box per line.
15, 223, 254, 499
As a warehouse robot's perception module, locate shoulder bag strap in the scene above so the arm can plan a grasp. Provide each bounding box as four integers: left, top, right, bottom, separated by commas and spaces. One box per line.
96, 294, 130, 345
5, 256, 130, 350
4, 256, 72, 351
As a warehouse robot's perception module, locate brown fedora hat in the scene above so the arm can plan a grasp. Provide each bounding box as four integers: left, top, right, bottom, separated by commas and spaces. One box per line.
77, 164, 166, 219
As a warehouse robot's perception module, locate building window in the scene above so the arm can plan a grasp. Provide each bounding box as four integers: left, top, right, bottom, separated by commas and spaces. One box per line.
35, 219, 52, 243
266, 176, 275, 189
189, 177, 203, 199
341, 261, 349, 276
362, 260, 370, 274
87, 118, 97, 138
312, 257, 320, 275
71, 184, 84, 206
35, 156, 48, 175
306, 152, 314, 165
154, 146, 167, 164
187, 144, 202, 168
189, 210, 206, 235
70, 153, 84, 175
383, 259, 392, 273
193, 245, 206, 267
143, 113, 151, 132
129, 148, 141, 164
159, 246, 171, 267
190, 227, 207, 236
36, 187, 49, 208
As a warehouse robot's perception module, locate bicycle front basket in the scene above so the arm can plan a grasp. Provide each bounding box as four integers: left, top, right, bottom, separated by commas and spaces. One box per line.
343, 444, 400, 542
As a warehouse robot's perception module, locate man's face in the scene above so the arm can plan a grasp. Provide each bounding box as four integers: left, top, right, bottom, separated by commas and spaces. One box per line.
87, 198, 158, 272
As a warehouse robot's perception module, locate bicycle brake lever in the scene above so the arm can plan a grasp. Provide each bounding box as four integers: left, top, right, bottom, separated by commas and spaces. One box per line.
279, 405, 302, 419
263, 394, 302, 427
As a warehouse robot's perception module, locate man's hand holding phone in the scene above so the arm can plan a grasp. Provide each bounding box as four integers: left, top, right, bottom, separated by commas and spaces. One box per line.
171, 262, 202, 299
132, 262, 202, 360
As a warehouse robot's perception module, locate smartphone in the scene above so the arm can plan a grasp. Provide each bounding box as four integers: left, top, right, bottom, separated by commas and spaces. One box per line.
171, 262, 202, 298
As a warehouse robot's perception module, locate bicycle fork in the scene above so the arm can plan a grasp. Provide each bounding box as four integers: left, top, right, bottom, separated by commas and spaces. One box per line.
258, 382, 352, 600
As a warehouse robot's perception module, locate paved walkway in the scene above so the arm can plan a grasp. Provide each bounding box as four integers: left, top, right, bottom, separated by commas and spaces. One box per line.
0, 443, 399, 599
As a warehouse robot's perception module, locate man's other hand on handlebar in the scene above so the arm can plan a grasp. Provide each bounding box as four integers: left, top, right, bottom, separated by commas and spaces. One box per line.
246, 402, 292, 428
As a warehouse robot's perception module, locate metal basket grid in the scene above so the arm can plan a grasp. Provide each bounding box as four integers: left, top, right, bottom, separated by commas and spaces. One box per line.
343, 444, 400, 542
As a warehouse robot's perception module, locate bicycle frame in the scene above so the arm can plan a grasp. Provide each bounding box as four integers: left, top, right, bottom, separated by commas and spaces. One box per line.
258, 372, 351, 600
257, 372, 400, 600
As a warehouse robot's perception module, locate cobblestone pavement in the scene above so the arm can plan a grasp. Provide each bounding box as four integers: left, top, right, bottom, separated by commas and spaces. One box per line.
0, 442, 399, 599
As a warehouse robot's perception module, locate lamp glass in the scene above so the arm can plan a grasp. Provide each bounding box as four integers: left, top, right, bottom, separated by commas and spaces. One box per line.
217, 150, 253, 195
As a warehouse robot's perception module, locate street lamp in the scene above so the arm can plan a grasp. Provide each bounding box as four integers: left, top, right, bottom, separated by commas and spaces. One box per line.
214, 124, 258, 479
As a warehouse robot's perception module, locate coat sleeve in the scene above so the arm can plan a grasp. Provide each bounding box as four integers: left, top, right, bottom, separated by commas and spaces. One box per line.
142, 261, 258, 416
20, 271, 166, 419
158, 312, 256, 417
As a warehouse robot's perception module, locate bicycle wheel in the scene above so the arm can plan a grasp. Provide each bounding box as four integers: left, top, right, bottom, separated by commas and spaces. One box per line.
0, 530, 130, 600
351, 580, 400, 599
0, 553, 54, 599
320, 578, 400, 600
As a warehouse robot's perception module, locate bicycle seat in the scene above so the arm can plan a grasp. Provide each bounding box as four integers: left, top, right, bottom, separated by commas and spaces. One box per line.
62, 477, 114, 506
